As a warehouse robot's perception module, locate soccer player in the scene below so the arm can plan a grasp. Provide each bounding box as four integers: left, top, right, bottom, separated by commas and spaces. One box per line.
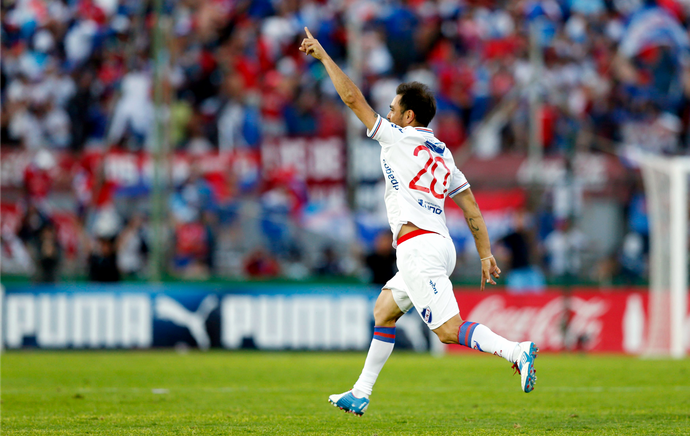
300, 28, 538, 416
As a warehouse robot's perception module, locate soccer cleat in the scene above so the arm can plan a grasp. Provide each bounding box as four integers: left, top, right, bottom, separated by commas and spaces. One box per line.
512, 341, 538, 393
328, 390, 370, 416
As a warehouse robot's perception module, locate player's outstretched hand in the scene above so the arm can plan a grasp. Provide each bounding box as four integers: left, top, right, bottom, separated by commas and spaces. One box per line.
480, 256, 501, 291
299, 27, 327, 60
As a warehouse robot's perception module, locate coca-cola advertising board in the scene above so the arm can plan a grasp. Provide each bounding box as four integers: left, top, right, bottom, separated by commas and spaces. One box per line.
450, 291, 666, 353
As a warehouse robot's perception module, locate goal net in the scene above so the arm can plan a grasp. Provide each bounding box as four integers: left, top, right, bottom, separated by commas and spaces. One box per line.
638, 155, 690, 358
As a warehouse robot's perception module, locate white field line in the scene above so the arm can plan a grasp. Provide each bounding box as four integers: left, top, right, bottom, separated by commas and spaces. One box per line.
3, 386, 690, 394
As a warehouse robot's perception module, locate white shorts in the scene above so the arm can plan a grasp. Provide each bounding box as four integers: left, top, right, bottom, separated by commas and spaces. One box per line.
383, 233, 459, 330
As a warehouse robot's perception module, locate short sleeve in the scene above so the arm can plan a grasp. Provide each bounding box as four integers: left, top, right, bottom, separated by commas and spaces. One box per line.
447, 166, 470, 198
367, 114, 406, 147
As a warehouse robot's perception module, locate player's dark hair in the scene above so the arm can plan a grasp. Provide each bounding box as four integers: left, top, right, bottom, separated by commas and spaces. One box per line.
396, 82, 436, 127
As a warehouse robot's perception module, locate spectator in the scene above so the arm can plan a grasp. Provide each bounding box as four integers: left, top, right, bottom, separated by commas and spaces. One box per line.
619, 184, 649, 282
260, 185, 292, 257
107, 68, 154, 150
9, 92, 71, 149
116, 214, 149, 279
314, 245, 344, 277
543, 219, 587, 282
282, 244, 309, 280
66, 69, 96, 151
619, 230, 646, 283
364, 232, 396, 286
259, 169, 306, 258
244, 249, 280, 278
1, 226, 35, 276
170, 164, 216, 224
173, 219, 212, 279
283, 88, 318, 136
88, 236, 120, 282
22, 149, 56, 204
36, 223, 61, 283
185, 109, 215, 154
200, 209, 217, 274
497, 212, 545, 293
18, 204, 51, 246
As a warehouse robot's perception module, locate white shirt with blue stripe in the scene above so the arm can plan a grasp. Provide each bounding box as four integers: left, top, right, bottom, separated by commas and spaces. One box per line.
367, 114, 470, 245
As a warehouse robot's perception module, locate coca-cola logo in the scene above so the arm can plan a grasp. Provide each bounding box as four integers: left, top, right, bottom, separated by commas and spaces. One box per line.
466, 296, 609, 350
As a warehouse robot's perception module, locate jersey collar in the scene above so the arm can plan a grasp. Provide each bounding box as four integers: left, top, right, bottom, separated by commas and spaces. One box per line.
415, 127, 433, 134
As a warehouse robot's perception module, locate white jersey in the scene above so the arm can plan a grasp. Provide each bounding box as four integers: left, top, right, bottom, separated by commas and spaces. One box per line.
367, 114, 470, 245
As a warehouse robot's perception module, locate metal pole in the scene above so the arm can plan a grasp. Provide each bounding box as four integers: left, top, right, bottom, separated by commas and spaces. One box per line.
528, 20, 544, 182
150, 0, 167, 282
345, 8, 363, 208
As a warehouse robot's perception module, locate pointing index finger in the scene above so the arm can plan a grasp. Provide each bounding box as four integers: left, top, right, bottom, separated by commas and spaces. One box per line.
305, 27, 313, 39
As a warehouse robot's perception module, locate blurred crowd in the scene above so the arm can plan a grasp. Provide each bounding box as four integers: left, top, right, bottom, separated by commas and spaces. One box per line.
2, 0, 686, 286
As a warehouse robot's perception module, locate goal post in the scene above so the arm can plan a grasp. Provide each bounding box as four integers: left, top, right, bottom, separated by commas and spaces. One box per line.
638, 155, 690, 358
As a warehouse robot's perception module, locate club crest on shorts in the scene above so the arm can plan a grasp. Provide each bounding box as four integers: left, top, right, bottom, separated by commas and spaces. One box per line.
421, 307, 433, 324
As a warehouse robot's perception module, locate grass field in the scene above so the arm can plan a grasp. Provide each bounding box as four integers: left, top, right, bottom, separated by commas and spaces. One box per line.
2, 350, 689, 435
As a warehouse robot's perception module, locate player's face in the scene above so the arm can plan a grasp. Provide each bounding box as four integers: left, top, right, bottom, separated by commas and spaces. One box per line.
387, 94, 407, 127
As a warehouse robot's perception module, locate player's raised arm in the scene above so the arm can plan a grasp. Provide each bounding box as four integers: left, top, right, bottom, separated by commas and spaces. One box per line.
452, 188, 501, 290
299, 27, 378, 131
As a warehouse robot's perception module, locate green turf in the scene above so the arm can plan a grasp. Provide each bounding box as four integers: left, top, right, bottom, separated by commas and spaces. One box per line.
2, 351, 689, 435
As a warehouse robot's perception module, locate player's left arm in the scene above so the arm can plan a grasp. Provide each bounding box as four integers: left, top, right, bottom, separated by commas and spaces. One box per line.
299, 27, 378, 131
452, 188, 501, 290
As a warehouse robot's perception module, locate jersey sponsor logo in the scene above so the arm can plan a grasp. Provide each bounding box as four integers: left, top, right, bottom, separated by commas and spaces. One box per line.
421, 307, 433, 324
429, 280, 438, 294
424, 139, 445, 155
382, 159, 399, 190
417, 199, 442, 214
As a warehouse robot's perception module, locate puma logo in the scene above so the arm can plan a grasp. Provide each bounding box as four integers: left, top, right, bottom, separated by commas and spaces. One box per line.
155, 294, 219, 350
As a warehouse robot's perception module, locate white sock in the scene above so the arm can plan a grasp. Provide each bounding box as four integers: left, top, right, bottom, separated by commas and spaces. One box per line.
352, 326, 395, 398
511, 343, 522, 363
458, 321, 518, 363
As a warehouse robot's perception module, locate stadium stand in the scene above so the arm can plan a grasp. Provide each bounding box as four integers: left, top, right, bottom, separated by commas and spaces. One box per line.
2, 0, 688, 285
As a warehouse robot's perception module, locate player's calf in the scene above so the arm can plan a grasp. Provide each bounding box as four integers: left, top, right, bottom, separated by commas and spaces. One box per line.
455, 320, 520, 362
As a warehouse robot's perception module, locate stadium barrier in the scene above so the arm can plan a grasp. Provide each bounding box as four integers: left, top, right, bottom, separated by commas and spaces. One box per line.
2, 284, 687, 353
2, 284, 379, 350
449, 290, 679, 354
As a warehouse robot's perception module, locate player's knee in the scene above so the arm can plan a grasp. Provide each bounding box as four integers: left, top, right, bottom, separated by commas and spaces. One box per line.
373, 289, 405, 326
373, 305, 397, 326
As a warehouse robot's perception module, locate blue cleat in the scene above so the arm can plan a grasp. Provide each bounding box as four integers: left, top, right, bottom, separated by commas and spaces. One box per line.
328, 390, 369, 416
512, 341, 538, 393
